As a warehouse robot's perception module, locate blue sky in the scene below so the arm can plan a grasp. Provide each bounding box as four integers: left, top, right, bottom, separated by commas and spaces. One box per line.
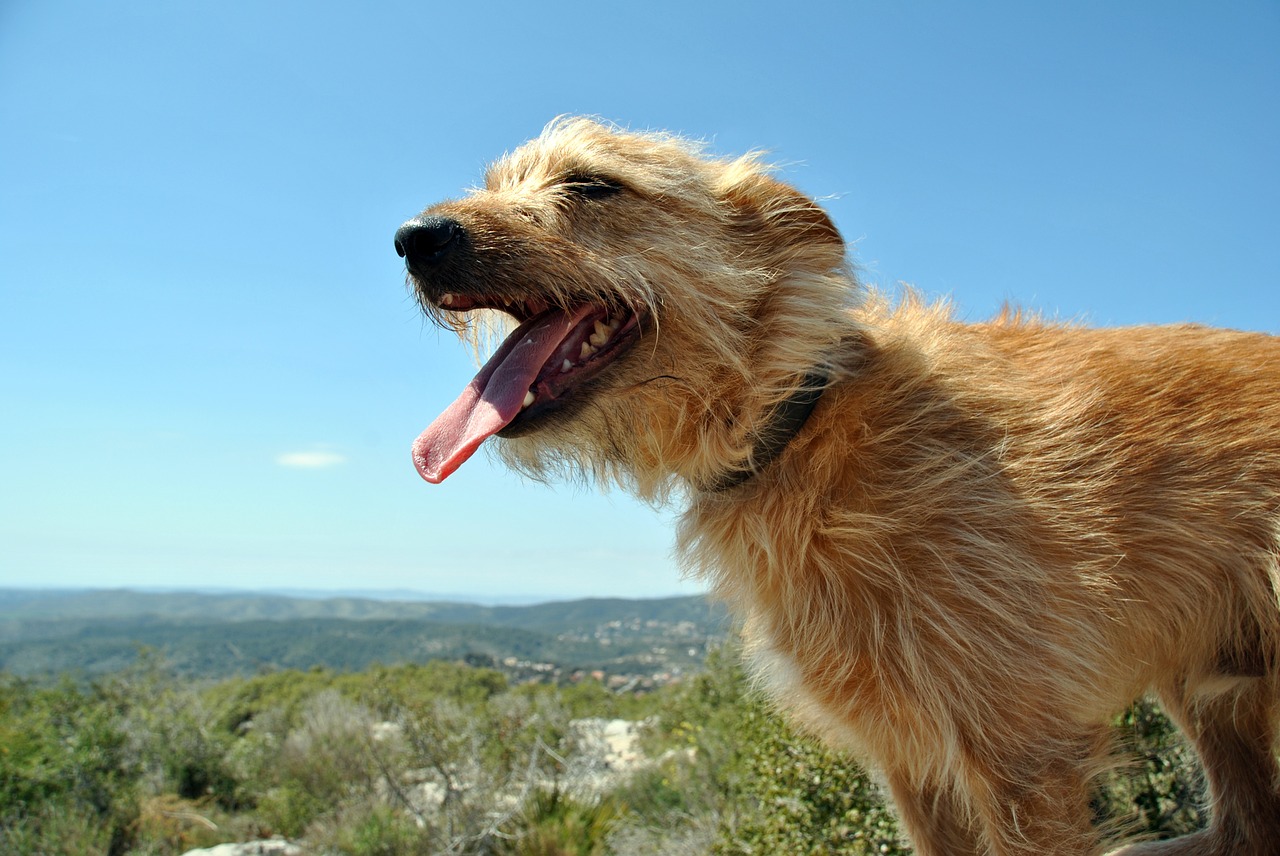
1, 1, 1277, 601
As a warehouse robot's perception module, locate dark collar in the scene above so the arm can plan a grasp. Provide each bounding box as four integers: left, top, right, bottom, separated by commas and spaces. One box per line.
704, 367, 829, 492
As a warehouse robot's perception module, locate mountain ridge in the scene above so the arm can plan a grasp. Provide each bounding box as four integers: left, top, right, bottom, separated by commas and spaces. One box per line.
0, 588, 731, 682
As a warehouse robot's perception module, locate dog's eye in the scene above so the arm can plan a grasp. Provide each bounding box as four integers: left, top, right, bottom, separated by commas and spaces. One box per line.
560, 173, 625, 200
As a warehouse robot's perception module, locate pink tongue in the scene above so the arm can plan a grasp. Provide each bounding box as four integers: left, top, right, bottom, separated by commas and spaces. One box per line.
413, 306, 592, 483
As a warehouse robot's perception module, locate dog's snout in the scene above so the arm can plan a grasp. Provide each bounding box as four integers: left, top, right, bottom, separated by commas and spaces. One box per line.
395, 216, 462, 271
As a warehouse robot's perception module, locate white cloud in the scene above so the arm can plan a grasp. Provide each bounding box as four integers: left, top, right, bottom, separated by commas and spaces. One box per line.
276, 450, 347, 469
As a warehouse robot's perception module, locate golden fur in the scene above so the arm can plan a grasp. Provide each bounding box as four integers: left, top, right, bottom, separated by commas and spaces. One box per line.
399, 118, 1280, 855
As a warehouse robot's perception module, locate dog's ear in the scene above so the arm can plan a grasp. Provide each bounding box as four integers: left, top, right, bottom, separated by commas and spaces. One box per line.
721, 172, 845, 256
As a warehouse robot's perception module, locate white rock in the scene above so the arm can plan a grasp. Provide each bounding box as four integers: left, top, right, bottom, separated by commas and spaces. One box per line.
180, 837, 303, 856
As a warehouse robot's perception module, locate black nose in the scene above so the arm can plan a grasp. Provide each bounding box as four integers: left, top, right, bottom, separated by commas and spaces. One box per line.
394, 215, 462, 270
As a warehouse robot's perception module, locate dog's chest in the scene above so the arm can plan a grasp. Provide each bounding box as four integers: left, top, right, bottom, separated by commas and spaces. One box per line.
681, 488, 957, 760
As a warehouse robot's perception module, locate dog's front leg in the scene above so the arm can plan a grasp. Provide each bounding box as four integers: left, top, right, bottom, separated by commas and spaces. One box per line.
886, 730, 1107, 855
962, 741, 1106, 856
885, 771, 986, 856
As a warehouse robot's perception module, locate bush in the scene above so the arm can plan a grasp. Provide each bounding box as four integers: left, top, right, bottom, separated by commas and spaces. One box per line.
114, 665, 246, 810
1098, 698, 1204, 841
1, 800, 115, 855
328, 803, 431, 856
499, 788, 621, 856
710, 697, 904, 856
638, 647, 904, 855
257, 690, 379, 836
0, 675, 141, 855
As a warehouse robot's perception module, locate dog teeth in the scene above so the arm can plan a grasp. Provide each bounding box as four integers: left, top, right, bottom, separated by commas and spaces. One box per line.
565, 316, 625, 369
522, 390, 535, 408
589, 320, 611, 347
441, 293, 455, 307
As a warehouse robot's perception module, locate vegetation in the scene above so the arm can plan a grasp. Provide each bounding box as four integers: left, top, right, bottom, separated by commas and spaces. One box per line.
1, 642, 1206, 855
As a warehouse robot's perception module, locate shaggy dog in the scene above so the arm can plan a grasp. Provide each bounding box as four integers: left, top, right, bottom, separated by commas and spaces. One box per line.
394, 118, 1280, 855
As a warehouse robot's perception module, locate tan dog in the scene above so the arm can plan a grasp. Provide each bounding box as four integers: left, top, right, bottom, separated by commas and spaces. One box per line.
395, 118, 1280, 855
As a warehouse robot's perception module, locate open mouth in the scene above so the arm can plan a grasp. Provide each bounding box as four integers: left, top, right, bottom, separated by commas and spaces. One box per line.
412, 294, 643, 483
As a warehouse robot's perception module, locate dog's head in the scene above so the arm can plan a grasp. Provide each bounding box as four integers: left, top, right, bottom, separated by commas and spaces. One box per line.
397, 118, 853, 493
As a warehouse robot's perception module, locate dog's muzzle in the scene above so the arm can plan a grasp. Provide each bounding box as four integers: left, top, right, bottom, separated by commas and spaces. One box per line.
395, 215, 462, 276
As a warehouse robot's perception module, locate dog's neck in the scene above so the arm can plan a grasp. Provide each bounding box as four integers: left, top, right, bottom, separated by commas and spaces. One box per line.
703, 367, 829, 492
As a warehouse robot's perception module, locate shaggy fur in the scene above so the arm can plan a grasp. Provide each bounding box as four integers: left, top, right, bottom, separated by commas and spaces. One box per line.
397, 118, 1280, 855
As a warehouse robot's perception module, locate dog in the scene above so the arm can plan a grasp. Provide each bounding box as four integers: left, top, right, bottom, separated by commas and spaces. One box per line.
394, 118, 1280, 855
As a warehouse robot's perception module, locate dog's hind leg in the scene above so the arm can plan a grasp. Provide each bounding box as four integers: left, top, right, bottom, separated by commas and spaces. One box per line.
1119, 677, 1280, 856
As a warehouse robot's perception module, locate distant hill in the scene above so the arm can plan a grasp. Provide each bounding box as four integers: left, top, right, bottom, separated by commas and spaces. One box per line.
0, 588, 731, 681
0, 588, 719, 629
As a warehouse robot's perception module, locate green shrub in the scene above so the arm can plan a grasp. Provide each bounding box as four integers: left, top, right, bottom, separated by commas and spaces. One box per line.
710, 697, 904, 856
256, 780, 331, 840
119, 679, 246, 810
253, 690, 379, 837
637, 647, 904, 855
1098, 698, 1204, 841
0, 800, 115, 856
335, 803, 431, 856
0, 675, 141, 855
500, 788, 620, 856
